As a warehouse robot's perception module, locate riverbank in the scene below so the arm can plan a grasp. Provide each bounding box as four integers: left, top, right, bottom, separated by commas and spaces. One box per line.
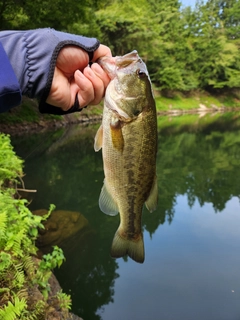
0, 97, 103, 135
1, 91, 240, 135
0, 134, 83, 320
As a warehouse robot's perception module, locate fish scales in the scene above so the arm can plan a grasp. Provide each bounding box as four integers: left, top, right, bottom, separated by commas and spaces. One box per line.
94, 50, 158, 263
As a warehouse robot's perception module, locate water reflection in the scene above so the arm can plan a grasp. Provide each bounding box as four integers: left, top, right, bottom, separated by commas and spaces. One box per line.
10, 113, 240, 320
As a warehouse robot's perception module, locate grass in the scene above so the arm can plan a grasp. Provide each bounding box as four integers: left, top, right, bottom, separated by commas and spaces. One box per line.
154, 90, 240, 112
0, 97, 61, 125
1, 90, 240, 129
157, 111, 240, 135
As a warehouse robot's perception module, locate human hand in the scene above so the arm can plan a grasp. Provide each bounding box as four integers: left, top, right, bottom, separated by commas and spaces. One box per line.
46, 44, 112, 111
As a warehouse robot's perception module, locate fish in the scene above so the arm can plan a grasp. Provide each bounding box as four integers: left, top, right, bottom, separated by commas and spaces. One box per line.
94, 50, 158, 263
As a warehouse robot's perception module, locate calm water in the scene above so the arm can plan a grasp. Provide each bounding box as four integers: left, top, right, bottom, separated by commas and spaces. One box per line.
11, 113, 240, 320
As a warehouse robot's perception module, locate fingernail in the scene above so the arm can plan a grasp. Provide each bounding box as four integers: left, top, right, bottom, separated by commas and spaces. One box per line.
75, 70, 85, 79
84, 66, 95, 78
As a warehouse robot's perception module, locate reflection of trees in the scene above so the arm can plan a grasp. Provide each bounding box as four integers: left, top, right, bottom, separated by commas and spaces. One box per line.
54, 228, 119, 320
12, 124, 104, 211
143, 127, 240, 236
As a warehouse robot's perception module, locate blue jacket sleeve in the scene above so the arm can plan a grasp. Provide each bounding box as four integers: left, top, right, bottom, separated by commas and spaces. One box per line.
0, 43, 22, 112
0, 28, 100, 114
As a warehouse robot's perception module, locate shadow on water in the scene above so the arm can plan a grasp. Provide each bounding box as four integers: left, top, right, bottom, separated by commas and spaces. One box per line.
10, 112, 240, 320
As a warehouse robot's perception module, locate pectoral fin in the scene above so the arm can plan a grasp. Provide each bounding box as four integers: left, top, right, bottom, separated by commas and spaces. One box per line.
145, 175, 158, 213
94, 124, 103, 152
99, 181, 119, 216
110, 118, 124, 152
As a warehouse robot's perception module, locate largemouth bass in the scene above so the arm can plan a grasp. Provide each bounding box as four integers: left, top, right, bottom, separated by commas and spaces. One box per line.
94, 51, 158, 263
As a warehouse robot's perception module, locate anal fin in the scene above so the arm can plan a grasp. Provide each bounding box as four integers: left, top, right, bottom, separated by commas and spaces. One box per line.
99, 181, 119, 216
145, 174, 158, 213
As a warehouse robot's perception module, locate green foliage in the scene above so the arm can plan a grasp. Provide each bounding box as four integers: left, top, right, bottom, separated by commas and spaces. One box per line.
187, 0, 240, 90
96, 0, 157, 56
0, 0, 101, 33
35, 246, 65, 299
0, 134, 23, 186
0, 134, 71, 318
0, 98, 62, 126
40, 246, 65, 270
56, 290, 72, 311
0, 296, 27, 320
2, 0, 240, 100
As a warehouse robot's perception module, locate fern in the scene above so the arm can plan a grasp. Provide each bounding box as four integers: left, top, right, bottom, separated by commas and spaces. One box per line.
0, 134, 71, 318
16, 288, 28, 301
22, 255, 35, 279
56, 290, 72, 311
5, 230, 25, 258
26, 300, 45, 320
0, 296, 27, 320
0, 134, 23, 186
0, 211, 7, 237
13, 262, 25, 289
0, 252, 11, 272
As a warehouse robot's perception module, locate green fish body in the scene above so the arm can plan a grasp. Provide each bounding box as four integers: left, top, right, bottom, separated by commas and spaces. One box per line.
94, 51, 158, 263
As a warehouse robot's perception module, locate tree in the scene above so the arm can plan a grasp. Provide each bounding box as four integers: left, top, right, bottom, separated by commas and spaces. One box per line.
206, 0, 240, 39
190, 0, 240, 89
0, 0, 102, 37
146, 0, 199, 91
95, 0, 157, 56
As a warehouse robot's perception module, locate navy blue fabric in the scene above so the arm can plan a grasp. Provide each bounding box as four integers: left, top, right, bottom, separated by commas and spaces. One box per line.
0, 43, 21, 112
0, 29, 100, 114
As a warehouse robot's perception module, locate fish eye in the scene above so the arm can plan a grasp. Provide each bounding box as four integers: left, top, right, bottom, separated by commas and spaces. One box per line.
134, 110, 141, 116
137, 69, 146, 79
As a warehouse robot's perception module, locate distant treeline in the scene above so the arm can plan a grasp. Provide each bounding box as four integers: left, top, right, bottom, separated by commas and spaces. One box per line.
1, 0, 240, 92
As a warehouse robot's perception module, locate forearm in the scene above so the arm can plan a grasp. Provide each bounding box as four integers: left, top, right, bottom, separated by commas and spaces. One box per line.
0, 28, 100, 113
0, 43, 22, 112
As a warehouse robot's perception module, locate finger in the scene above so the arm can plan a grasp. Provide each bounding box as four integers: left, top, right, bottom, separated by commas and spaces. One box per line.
57, 46, 89, 75
90, 63, 111, 88
74, 70, 94, 107
47, 68, 72, 110
92, 44, 112, 61
83, 66, 105, 105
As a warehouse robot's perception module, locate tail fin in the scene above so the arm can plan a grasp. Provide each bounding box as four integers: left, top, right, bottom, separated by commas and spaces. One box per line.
110, 230, 145, 263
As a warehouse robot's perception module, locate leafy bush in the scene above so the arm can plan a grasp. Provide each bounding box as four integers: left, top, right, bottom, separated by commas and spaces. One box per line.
0, 133, 71, 319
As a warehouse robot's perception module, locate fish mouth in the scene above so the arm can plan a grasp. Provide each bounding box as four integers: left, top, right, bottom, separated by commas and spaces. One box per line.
115, 50, 140, 68
97, 50, 141, 78
100, 50, 143, 121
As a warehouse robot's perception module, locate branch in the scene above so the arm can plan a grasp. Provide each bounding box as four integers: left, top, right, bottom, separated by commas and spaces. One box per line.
17, 188, 37, 193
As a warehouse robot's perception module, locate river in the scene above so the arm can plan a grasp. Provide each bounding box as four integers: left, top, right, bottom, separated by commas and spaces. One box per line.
11, 112, 240, 320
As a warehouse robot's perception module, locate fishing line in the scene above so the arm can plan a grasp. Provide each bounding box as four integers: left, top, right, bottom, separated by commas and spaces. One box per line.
23, 130, 56, 160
